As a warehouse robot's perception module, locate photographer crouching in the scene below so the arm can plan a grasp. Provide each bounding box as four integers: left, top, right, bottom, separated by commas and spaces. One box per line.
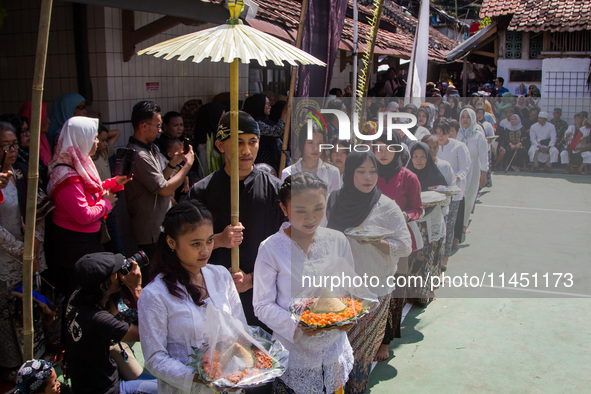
65, 252, 157, 394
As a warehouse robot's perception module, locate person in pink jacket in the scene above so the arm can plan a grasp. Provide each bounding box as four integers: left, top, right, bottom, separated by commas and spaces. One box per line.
46, 116, 129, 297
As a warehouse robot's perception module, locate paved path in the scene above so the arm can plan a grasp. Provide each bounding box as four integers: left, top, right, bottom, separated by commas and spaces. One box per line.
368, 172, 591, 393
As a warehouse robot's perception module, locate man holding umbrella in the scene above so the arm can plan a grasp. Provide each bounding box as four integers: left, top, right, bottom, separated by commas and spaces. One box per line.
188, 111, 285, 329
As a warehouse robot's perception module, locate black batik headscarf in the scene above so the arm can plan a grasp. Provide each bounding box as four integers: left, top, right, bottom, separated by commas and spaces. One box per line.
376, 132, 402, 183
327, 151, 382, 232
407, 142, 448, 191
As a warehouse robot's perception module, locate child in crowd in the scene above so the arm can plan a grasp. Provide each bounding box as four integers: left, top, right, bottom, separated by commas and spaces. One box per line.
15, 359, 71, 394
158, 138, 190, 199
253, 173, 354, 394
139, 201, 247, 393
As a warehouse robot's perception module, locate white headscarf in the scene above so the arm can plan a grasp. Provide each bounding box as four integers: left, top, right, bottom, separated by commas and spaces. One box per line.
507, 114, 523, 131
458, 108, 483, 138
47, 116, 102, 197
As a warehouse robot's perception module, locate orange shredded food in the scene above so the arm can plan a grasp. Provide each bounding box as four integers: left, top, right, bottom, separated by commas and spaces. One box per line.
202, 347, 274, 384
300, 298, 363, 326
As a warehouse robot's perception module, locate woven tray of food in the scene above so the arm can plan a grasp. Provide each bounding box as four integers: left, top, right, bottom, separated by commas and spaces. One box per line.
421, 191, 447, 207
428, 185, 461, 196
344, 225, 394, 242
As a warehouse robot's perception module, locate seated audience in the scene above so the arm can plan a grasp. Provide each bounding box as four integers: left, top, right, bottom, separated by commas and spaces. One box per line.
528, 111, 558, 172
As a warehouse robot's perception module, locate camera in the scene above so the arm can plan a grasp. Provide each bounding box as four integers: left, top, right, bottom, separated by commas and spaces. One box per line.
120, 251, 149, 275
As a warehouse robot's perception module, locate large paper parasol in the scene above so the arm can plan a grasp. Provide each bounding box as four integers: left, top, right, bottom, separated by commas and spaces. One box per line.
138, 0, 325, 273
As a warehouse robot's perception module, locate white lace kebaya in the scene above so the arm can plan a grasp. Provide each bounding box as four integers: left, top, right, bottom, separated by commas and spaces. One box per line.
253, 223, 354, 394
138, 265, 247, 394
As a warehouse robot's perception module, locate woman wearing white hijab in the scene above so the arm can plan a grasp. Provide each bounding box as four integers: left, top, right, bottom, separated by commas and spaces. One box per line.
457, 108, 488, 233
498, 114, 527, 171
47, 117, 129, 296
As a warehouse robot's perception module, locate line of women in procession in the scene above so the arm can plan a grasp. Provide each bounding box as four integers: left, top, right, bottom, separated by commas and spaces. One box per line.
133, 104, 487, 393
1, 94, 488, 394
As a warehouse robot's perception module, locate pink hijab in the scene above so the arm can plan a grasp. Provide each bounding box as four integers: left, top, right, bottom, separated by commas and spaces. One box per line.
47, 117, 101, 198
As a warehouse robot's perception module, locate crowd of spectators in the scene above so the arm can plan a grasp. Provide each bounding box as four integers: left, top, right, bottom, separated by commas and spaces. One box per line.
0, 78, 589, 393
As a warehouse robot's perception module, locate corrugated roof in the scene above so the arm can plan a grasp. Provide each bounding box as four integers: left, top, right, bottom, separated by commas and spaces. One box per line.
445, 22, 497, 61
480, 0, 591, 32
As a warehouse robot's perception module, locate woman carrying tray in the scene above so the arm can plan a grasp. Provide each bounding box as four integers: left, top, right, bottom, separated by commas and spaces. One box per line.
326, 152, 412, 394
407, 142, 449, 304
253, 172, 355, 394
372, 133, 423, 362
138, 201, 247, 393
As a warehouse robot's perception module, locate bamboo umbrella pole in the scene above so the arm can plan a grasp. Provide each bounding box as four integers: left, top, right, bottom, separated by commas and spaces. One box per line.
230, 58, 240, 273
279, 0, 308, 174
23, 0, 53, 360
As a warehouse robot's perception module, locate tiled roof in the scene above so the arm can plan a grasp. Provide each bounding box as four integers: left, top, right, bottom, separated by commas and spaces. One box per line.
480, 0, 591, 32
251, 0, 458, 62
480, 0, 522, 18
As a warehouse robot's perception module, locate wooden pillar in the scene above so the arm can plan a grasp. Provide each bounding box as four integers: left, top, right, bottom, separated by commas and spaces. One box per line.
462, 58, 468, 97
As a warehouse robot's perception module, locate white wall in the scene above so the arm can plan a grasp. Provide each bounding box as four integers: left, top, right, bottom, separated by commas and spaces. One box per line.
329, 51, 355, 93
496, 59, 543, 95
92, 6, 249, 145
0, 0, 79, 113
540, 57, 591, 123
497, 57, 590, 122
0, 1, 249, 148
541, 57, 590, 97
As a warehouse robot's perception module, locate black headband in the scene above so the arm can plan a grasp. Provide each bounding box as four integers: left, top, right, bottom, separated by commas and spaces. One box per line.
216, 117, 260, 141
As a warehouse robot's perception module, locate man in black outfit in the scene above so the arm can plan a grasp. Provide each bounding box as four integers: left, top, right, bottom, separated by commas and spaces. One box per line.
188, 111, 285, 330
65, 253, 157, 394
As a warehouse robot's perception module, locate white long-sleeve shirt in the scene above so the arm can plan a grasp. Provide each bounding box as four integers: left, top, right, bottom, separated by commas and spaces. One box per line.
281, 158, 342, 197
530, 122, 557, 148
344, 195, 412, 296
253, 224, 354, 394
138, 265, 247, 394
435, 158, 456, 216
437, 139, 471, 201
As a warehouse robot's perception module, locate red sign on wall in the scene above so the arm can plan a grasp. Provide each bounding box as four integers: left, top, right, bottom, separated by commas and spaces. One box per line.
146, 82, 160, 92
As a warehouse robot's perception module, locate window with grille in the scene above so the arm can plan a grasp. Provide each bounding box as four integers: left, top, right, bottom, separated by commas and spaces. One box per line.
545, 71, 590, 97
505, 31, 523, 59
529, 33, 543, 59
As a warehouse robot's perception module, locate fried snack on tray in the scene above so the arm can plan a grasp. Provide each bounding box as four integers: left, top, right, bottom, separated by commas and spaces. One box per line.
202, 345, 274, 385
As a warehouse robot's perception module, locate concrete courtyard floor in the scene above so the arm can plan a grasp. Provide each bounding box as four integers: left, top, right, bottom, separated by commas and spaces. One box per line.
367, 171, 591, 393
36, 171, 589, 394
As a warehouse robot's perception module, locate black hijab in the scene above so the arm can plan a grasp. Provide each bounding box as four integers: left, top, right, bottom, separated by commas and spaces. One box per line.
327, 151, 382, 232
407, 142, 448, 191
243, 93, 273, 125
376, 132, 402, 183
439, 101, 452, 118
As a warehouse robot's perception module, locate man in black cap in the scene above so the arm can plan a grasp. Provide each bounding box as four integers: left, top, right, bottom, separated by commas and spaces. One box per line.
188, 111, 285, 329
65, 253, 157, 394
